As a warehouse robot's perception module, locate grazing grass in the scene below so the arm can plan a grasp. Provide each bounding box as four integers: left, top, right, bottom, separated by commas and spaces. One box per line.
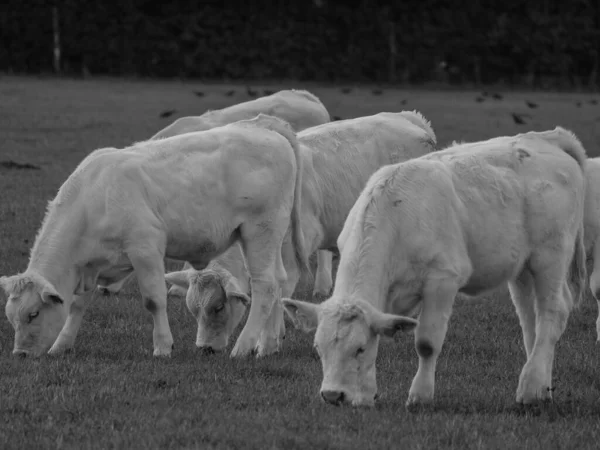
1, 76, 600, 449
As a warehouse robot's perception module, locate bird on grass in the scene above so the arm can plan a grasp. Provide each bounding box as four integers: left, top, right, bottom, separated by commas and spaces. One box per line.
264, 89, 275, 96
576, 101, 582, 107
511, 112, 529, 125
159, 109, 176, 118
193, 90, 205, 97
224, 90, 236, 97
475, 97, 485, 103
525, 100, 538, 109
400, 99, 407, 105
590, 99, 599, 105
341, 87, 352, 94
246, 86, 259, 97
372, 88, 383, 95
333, 115, 343, 121
492, 92, 503, 100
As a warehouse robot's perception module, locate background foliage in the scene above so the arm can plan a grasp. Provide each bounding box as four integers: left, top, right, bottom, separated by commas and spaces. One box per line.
2, 0, 600, 87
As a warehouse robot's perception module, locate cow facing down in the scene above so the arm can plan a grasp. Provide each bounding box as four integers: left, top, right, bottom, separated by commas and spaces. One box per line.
163, 111, 437, 353
0, 114, 309, 359
103, 88, 334, 298
283, 127, 587, 407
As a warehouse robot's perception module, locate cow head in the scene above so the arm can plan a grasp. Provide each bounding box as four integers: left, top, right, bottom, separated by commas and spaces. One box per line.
165, 267, 250, 352
282, 297, 418, 407
1, 272, 68, 357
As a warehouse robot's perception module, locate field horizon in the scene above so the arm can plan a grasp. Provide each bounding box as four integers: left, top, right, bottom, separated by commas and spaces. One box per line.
1, 77, 600, 449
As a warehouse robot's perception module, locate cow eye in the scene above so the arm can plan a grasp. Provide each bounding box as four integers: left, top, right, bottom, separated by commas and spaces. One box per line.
214, 304, 225, 313
355, 347, 365, 357
28, 311, 39, 323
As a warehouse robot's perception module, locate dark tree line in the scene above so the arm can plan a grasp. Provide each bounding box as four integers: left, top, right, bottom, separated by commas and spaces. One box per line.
2, 0, 600, 88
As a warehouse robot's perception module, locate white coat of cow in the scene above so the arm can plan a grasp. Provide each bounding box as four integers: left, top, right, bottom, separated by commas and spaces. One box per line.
283, 127, 587, 407
583, 158, 600, 340
104, 89, 334, 298
0, 114, 309, 359
164, 111, 437, 353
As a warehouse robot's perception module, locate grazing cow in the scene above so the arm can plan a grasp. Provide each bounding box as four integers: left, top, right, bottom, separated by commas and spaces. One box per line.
0, 114, 309, 359
105, 88, 334, 298
283, 127, 587, 407
583, 158, 600, 341
164, 111, 437, 353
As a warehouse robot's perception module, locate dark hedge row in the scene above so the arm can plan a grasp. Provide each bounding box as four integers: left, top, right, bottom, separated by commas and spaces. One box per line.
2, 0, 599, 87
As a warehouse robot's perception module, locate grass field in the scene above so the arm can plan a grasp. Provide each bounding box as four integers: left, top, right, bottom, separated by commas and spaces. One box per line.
1, 76, 600, 449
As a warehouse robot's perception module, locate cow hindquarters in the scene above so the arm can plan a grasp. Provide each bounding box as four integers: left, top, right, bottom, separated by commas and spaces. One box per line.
406, 276, 459, 408
48, 291, 93, 355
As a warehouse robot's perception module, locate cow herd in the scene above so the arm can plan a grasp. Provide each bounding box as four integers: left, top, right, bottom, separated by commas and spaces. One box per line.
1, 89, 600, 409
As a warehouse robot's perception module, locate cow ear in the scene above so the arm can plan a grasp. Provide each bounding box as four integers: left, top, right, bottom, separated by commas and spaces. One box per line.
224, 278, 250, 307
164, 270, 192, 290
0, 275, 17, 295
368, 310, 418, 338
41, 285, 64, 305
282, 298, 320, 332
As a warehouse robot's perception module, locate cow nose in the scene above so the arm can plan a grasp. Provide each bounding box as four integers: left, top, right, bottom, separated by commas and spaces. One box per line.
12, 350, 27, 359
197, 345, 216, 355
321, 390, 345, 405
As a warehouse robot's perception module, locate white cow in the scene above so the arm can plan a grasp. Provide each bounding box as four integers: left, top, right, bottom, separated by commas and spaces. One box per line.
152, 89, 331, 139
283, 127, 587, 407
164, 111, 437, 352
105, 88, 334, 297
583, 158, 600, 340
0, 114, 309, 359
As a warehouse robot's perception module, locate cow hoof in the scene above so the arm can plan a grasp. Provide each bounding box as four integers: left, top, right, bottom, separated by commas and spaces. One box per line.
48, 344, 73, 356
405, 390, 434, 410
153, 344, 173, 358
230, 337, 257, 358
516, 365, 550, 404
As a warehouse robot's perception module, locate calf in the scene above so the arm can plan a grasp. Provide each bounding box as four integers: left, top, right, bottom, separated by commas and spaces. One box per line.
106, 88, 334, 297
1, 114, 309, 359
283, 127, 587, 407
165, 111, 437, 353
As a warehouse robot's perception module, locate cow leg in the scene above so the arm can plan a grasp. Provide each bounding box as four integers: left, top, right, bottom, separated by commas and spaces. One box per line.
406, 276, 458, 407
278, 235, 302, 339
231, 217, 287, 358
516, 249, 572, 404
508, 269, 536, 358
258, 244, 289, 353
588, 239, 600, 342
48, 291, 93, 355
130, 251, 174, 357
313, 250, 333, 297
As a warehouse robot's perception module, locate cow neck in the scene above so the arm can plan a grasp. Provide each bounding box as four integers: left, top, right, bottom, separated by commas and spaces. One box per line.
335, 240, 390, 313
27, 212, 81, 299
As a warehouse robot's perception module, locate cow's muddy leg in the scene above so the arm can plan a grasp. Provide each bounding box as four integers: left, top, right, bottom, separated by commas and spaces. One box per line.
588, 239, 600, 342
48, 291, 93, 355
231, 218, 287, 358
130, 251, 174, 357
406, 276, 458, 408
508, 269, 536, 358
313, 250, 333, 297
516, 248, 572, 404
